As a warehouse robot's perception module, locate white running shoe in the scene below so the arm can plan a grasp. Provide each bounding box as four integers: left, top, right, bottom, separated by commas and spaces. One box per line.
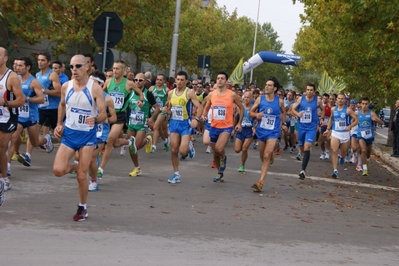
120, 145, 126, 156
325, 151, 330, 159
319, 152, 325, 160
88, 181, 99, 192
44, 133, 54, 153
206, 146, 212, 154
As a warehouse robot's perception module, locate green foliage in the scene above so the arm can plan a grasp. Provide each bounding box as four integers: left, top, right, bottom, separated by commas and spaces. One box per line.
0, 0, 291, 85
293, 0, 399, 106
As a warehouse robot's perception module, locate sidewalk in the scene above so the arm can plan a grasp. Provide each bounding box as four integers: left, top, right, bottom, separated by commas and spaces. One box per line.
372, 132, 399, 173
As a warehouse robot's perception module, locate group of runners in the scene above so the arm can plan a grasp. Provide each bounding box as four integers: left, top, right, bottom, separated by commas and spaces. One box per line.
0, 47, 384, 222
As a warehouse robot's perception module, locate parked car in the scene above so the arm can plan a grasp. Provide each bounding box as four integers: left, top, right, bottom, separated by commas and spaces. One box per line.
380, 108, 390, 127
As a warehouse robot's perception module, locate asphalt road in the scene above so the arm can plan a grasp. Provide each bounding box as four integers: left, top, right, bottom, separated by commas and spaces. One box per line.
1, 135, 398, 265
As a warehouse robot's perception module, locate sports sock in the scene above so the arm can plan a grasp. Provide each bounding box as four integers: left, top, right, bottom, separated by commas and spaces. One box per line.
302, 150, 311, 171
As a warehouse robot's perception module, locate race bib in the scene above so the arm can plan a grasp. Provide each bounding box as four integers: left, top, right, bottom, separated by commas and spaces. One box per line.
360, 129, 372, 139
290, 115, 297, 125
40, 94, 49, 107
109, 92, 124, 109
96, 123, 103, 138
324, 117, 329, 124
213, 106, 226, 120
156, 100, 163, 109
129, 110, 144, 125
260, 114, 276, 130
171, 106, 183, 121
334, 119, 346, 130
69, 107, 92, 131
300, 111, 311, 123
19, 103, 29, 118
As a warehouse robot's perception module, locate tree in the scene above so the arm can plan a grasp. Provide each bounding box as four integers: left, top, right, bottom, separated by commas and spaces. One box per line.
293, 0, 399, 145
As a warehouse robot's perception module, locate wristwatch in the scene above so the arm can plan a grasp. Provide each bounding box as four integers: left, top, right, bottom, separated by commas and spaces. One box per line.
3, 101, 8, 107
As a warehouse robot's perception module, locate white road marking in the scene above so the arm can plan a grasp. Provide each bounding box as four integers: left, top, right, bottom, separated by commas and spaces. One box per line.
375, 131, 388, 139
244, 169, 399, 192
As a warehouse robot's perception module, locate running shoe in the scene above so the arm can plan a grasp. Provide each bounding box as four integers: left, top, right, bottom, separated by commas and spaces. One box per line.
44, 133, 54, 153
296, 153, 302, 161
339, 157, 345, 165
219, 155, 227, 172
180, 155, 187, 161
129, 168, 142, 177
3, 179, 11, 191
88, 181, 99, 192
167, 173, 181, 184
145, 135, 153, 153
238, 165, 245, 172
17, 153, 31, 167
276, 149, 281, 155
213, 172, 224, 182
356, 165, 362, 172
362, 169, 368, 176
332, 170, 338, 179
11, 152, 18, 161
299, 170, 306, 180
283, 145, 289, 151
325, 151, 330, 159
0, 179, 4, 206
206, 146, 212, 154
150, 145, 156, 154
319, 152, 325, 160
97, 168, 103, 180
290, 146, 297, 154
128, 136, 137, 154
73, 206, 88, 222
163, 141, 170, 151
211, 161, 216, 168
251, 181, 263, 192
188, 141, 195, 159
120, 145, 126, 156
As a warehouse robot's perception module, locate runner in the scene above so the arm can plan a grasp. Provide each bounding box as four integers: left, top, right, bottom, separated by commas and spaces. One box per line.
291, 83, 325, 180
162, 71, 203, 184
148, 74, 169, 153
202, 72, 244, 183
52, 54, 106, 221
249, 77, 285, 192
356, 97, 384, 176
0, 47, 26, 203
8, 57, 46, 170
88, 71, 117, 192
234, 91, 255, 173
126, 73, 159, 177
323, 93, 358, 179
97, 60, 143, 179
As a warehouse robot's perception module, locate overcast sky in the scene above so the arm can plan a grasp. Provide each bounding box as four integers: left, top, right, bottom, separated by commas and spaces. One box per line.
215, 0, 304, 55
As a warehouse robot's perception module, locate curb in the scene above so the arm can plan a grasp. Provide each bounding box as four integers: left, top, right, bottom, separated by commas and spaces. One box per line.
372, 145, 399, 173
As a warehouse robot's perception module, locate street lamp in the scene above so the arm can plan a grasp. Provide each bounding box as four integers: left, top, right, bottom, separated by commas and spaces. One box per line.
169, 0, 182, 78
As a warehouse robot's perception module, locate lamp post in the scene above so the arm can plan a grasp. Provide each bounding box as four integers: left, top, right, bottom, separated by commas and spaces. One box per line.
250, 0, 261, 84
169, 0, 182, 79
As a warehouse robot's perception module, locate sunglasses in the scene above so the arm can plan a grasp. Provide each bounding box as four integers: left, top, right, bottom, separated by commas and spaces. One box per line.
69, 63, 86, 69
134, 78, 144, 82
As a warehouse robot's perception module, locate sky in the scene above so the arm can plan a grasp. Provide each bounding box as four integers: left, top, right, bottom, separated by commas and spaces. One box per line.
215, 0, 304, 54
